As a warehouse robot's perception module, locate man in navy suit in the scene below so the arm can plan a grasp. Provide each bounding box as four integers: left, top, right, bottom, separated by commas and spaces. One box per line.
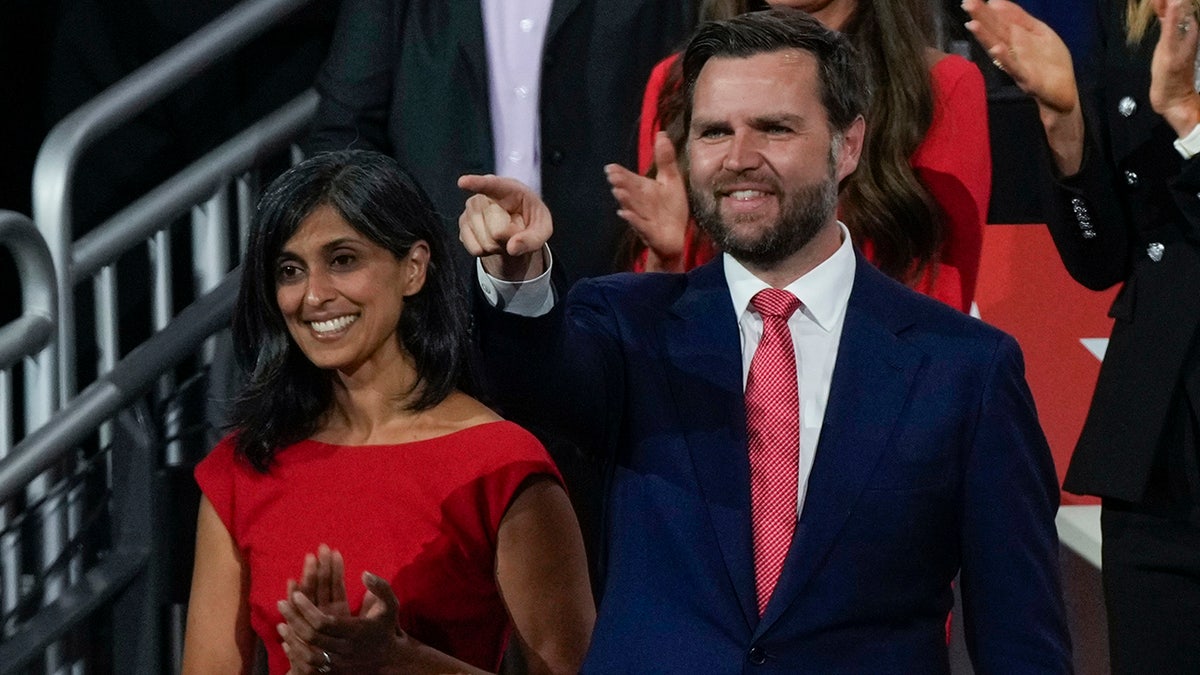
460, 9, 1071, 672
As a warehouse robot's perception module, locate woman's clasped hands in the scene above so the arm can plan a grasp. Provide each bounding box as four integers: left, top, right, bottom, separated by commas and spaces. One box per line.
277, 545, 416, 675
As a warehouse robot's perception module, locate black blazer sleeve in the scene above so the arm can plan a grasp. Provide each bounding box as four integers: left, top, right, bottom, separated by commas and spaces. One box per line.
305, 0, 399, 154
1043, 0, 1200, 291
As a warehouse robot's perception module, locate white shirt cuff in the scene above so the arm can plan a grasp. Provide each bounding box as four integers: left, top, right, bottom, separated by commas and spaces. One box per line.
475, 245, 556, 317
1174, 122, 1200, 159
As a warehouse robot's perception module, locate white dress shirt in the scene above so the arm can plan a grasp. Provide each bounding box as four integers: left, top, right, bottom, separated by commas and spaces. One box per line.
723, 225, 855, 520
481, 0, 553, 193
478, 224, 857, 519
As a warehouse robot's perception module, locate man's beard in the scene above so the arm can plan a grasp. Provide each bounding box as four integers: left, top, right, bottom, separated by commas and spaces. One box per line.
689, 161, 838, 269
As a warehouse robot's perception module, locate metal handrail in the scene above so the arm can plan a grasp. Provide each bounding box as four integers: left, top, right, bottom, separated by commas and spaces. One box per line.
0, 212, 55, 374
0, 211, 57, 439
0, 272, 238, 670
0, 272, 237, 506
7, 82, 313, 671
32, 0, 318, 405
73, 90, 317, 281
0, 547, 150, 671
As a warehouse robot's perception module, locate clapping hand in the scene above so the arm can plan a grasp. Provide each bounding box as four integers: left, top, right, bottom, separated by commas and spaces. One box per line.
963, 0, 1079, 117
604, 131, 691, 272
963, 0, 1084, 174
1149, 0, 1200, 136
276, 545, 407, 675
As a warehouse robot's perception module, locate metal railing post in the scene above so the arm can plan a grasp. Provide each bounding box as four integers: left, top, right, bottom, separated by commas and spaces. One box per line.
0, 211, 58, 644
32, 0, 317, 405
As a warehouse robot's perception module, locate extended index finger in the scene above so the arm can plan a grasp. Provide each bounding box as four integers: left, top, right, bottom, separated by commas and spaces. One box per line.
457, 174, 528, 209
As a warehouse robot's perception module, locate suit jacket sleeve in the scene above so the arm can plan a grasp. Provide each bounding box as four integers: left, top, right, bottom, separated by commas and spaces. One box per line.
473, 275, 624, 459
959, 333, 1072, 672
1044, 108, 1134, 291
304, 0, 398, 154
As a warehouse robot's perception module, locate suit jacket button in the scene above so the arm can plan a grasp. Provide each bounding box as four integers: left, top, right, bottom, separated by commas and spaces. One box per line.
1124, 170, 1139, 186
1118, 96, 1137, 117
748, 646, 767, 665
549, 149, 565, 165
1148, 242, 1165, 261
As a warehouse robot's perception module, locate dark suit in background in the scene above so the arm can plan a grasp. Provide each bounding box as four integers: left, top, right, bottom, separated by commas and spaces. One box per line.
1047, 1, 1200, 671
305, 0, 697, 282
476, 256, 1070, 673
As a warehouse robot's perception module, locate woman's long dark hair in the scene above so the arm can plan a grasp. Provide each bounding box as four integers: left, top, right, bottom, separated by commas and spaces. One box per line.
839, 0, 941, 282
638, 0, 942, 283
230, 149, 477, 471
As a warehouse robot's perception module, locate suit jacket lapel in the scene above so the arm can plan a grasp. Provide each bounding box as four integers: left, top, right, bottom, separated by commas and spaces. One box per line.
455, 0, 489, 120
755, 259, 925, 636
662, 261, 759, 630
547, 0, 585, 44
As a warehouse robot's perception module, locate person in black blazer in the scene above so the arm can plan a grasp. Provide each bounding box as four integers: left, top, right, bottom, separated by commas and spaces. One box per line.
305, 0, 697, 283
966, 0, 1200, 671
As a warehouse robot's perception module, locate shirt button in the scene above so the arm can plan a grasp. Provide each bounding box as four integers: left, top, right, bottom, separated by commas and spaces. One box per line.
1124, 170, 1139, 186
508, 150, 523, 163
514, 85, 530, 99
748, 646, 767, 665
1118, 96, 1137, 118
520, 18, 534, 32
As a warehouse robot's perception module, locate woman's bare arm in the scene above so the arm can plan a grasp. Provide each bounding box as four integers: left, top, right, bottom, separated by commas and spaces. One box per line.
182, 496, 255, 674
495, 477, 596, 675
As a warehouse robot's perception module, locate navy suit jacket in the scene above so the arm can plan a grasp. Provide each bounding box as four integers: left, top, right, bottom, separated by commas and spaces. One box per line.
478, 254, 1070, 673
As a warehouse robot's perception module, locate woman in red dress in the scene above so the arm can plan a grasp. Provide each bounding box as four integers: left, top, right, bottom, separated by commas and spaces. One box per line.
182, 150, 594, 674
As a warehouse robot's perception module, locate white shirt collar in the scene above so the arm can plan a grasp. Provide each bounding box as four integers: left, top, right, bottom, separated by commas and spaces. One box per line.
723, 222, 856, 332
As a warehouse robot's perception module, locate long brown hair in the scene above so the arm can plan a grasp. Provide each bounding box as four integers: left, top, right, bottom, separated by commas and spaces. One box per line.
640, 0, 942, 284
840, 0, 940, 282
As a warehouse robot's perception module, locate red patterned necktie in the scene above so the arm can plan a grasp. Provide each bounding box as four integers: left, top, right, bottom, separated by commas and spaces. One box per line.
746, 288, 801, 616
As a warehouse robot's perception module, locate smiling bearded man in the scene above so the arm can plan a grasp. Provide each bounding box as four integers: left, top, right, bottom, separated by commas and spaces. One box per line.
458, 8, 1071, 673
688, 137, 840, 269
